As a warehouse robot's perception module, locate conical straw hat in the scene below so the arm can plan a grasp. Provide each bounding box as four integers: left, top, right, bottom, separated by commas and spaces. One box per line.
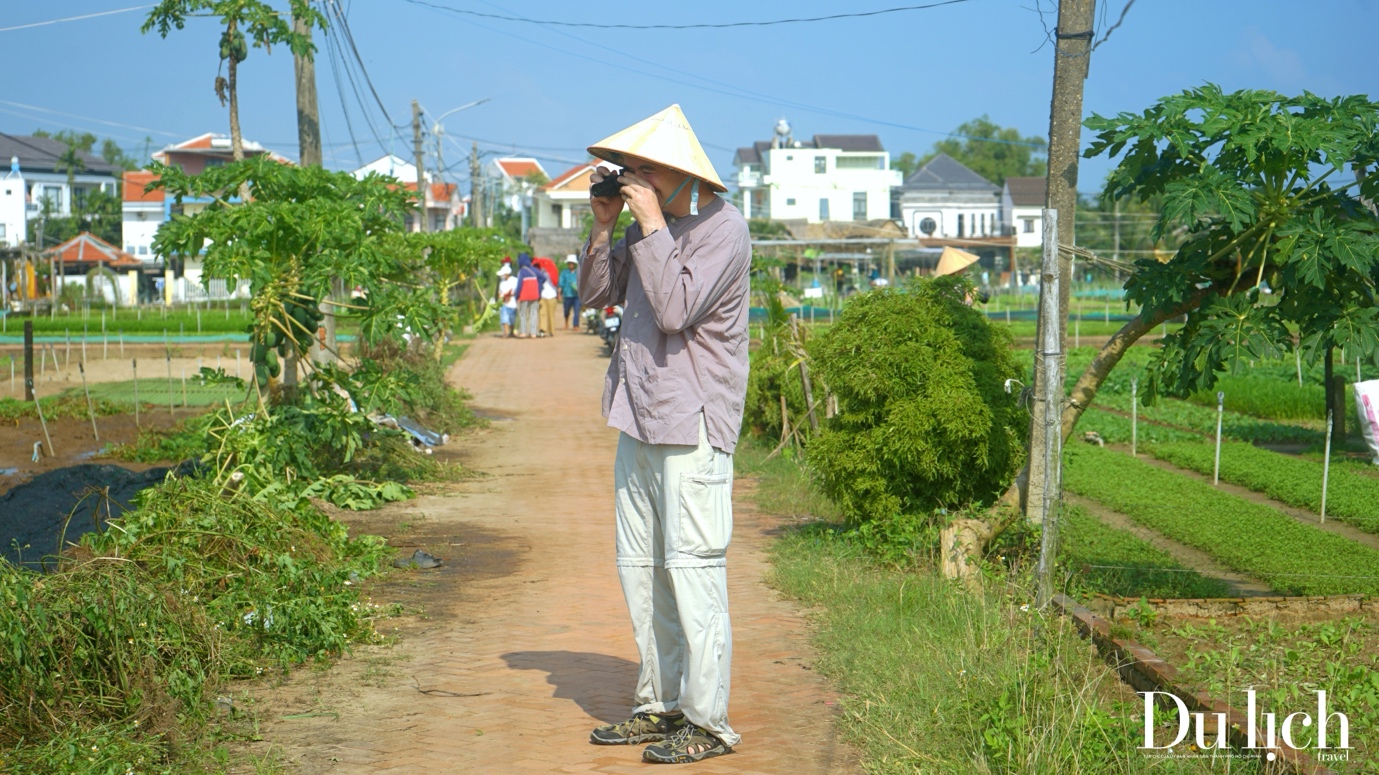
935, 246, 980, 277
588, 105, 726, 193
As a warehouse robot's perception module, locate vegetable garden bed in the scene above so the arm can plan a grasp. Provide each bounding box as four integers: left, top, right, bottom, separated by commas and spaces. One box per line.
1063, 445, 1379, 596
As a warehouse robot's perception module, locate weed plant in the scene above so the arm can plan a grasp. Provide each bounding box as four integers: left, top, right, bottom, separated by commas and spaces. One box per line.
0, 394, 132, 423
0, 474, 387, 771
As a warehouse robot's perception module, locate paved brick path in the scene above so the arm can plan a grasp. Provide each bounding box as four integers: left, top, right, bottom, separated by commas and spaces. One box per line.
255, 331, 858, 774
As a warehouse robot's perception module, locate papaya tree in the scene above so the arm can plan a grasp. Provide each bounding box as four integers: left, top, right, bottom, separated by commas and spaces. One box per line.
142, 1, 325, 164
150, 156, 437, 397
1062, 86, 1379, 440
403, 227, 524, 358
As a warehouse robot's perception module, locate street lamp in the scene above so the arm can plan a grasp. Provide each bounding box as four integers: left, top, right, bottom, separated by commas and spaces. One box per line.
429, 98, 490, 229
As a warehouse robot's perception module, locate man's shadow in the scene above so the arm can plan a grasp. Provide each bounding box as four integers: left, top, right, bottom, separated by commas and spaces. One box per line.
501, 651, 637, 724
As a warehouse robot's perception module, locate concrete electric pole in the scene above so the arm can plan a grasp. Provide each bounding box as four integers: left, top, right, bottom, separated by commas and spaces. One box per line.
470, 141, 484, 228
413, 100, 428, 233
1025, 0, 1095, 522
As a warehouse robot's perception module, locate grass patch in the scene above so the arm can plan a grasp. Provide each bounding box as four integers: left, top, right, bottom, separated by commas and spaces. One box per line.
0, 393, 133, 423
768, 525, 1243, 772
745, 438, 1244, 772
68, 377, 248, 408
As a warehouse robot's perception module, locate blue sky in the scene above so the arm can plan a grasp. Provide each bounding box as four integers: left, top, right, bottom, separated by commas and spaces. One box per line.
1, 0, 1374, 192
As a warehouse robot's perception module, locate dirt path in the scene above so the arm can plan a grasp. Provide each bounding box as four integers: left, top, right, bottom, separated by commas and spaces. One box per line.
244, 330, 859, 774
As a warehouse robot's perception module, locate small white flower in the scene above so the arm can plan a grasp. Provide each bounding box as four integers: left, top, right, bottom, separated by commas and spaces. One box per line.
1019, 604, 1030, 612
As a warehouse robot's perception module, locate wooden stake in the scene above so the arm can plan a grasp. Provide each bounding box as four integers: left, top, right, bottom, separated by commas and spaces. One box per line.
132, 358, 140, 429
79, 362, 98, 441
31, 380, 54, 457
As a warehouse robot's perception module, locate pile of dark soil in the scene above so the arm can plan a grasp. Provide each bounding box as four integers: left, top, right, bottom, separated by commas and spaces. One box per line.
0, 464, 174, 569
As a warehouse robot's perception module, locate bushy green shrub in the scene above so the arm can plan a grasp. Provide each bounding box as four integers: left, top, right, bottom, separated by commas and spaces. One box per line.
743, 325, 810, 440
806, 277, 1025, 524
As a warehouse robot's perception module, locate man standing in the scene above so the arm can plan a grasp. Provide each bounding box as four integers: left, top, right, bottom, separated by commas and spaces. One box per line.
579, 105, 751, 765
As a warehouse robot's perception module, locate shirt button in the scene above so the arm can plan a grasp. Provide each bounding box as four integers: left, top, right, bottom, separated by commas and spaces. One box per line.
634, 312, 639, 318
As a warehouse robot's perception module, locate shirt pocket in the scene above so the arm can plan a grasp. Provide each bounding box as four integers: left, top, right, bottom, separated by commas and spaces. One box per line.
678, 472, 733, 556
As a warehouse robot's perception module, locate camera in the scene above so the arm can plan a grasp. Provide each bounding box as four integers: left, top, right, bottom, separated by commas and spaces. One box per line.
590, 169, 626, 198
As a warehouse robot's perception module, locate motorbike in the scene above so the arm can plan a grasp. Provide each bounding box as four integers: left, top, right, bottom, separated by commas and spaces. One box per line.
581, 307, 601, 334
598, 305, 622, 355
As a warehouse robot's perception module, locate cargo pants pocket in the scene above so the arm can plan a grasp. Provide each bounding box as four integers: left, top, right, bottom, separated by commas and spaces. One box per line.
678, 473, 733, 557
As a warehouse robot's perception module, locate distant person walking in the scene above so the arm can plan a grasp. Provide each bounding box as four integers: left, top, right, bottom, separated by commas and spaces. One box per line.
496, 264, 517, 337
559, 255, 581, 329
515, 253, 546, 339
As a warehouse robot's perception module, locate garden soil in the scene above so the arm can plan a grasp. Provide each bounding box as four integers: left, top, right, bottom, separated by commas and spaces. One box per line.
0, 408, 194, 567
234, 330, 861, 774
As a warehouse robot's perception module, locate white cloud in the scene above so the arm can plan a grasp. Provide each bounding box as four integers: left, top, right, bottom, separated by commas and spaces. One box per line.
1233, 26, 1324, 93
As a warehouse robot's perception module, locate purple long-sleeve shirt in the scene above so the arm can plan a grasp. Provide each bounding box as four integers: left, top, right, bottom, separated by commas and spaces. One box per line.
579, 195, 752, 453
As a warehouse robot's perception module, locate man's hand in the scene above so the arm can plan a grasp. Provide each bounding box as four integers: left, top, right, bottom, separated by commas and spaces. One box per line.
589, 166, 625, 229
618, 171, 667, 234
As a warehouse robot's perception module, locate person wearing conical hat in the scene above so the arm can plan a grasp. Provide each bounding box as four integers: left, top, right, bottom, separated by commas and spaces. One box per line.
579, 105, 749, 764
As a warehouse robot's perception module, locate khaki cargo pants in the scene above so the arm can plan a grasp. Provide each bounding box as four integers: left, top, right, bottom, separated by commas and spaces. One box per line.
613, 414, 739, 747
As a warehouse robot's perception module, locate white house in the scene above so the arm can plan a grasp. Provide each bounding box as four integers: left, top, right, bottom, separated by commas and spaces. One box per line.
531, 162, 605, 230
1002, 176, 1046, 248
0, 157, 25, 248
0, 133, 121, 238
351, 154, 464, 232
487, 157, 548, 213
896, 153, 1001, 241
732, 123, 901, 223
121, 170, 163, 259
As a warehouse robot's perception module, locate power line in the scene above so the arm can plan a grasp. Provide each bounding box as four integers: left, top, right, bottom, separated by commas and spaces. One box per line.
328, 0, 402, 131
414, 0, 1043, 151
1093, 0, 1135, 51
0, 4, 155, 34
398, 0, 971, 30
0, 99, 184, 139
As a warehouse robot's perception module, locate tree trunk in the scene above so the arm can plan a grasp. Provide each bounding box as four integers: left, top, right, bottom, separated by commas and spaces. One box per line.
227, 19, 244, 164
998, 289, 1212, 512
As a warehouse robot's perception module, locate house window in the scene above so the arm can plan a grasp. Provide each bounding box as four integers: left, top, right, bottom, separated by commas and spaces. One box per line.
836, 155, 884, 170
852, 192, 867, 221
1022, 218, 1036, 234
918, 217, 937, 236
0, 224, 5, 240
819, 198, 830, 220
139, 246, 149, 255
957, 213, 965, 237
785, 198, 796, 206
204, 158, 225, 168
814, 157, 827, 174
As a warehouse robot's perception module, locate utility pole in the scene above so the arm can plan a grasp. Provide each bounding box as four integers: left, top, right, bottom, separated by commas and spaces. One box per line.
469, 141, 484, 228
412, 100, 428, 233
293, 12, 321, 168
294, 6, 331, 370
1025, 0, 1095, 521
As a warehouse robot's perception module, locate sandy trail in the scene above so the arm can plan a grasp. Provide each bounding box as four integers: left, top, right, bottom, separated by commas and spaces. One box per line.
244, 329, 859, 774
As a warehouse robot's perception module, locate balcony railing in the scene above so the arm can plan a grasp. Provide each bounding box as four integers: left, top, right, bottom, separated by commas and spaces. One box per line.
737, 170, 761, 188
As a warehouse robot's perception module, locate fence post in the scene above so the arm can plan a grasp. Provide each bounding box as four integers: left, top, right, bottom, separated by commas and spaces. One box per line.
1130, 378, 1138, 457
1034, 208, 1063, 608
1213, 391, 1224, 485
1321, 410, 1333, 523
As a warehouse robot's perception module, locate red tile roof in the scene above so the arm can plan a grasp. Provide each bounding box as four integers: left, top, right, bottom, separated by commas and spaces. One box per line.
46, 232, 143, 268
543, 163, 597, 192
123, 170, 163, 203
496, 158, 543, 179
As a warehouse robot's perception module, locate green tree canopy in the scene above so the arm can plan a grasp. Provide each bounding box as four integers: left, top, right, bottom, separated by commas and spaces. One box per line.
1061, 86, 1379, 439
908, 116, 1047, 186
